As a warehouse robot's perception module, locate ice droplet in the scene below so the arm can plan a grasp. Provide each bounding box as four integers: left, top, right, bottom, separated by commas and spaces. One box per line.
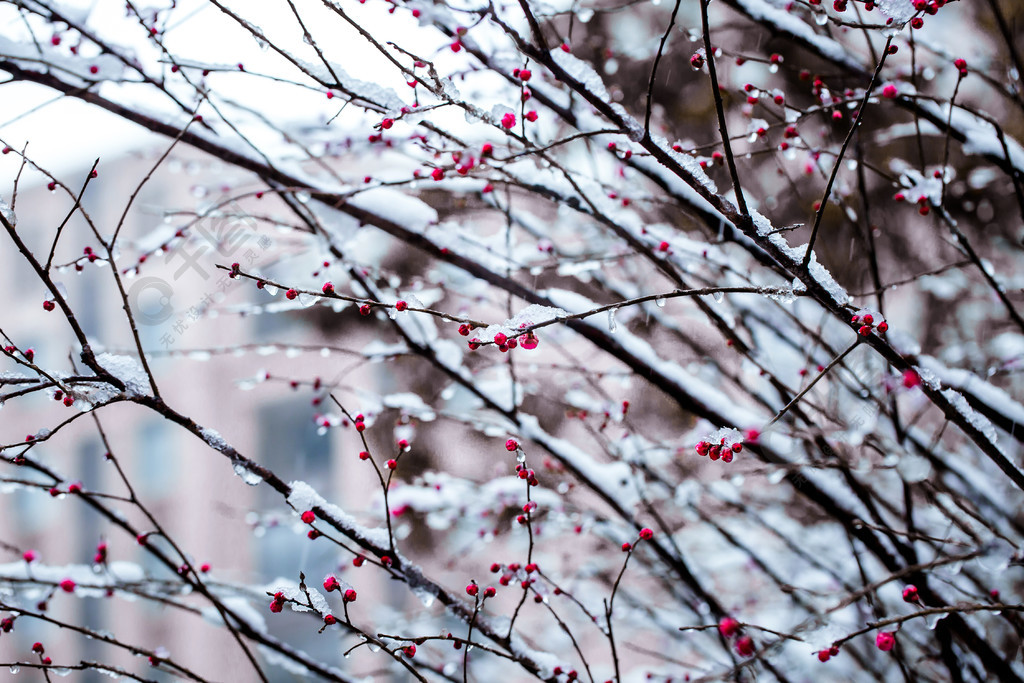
926, 611, 948, 630
608, 308, 618, 332
578, 7, 594, 22
233, 462, 262, 486
769, 64, 779, 74
712, 290, 724, 303
814, 11, 828, 25
295, 190, 311, 204
655, 297, 666, 308
297, 292, 319, 308
264, 283, 279, 296
413, 586, 436, 607
9, 665, 19, 674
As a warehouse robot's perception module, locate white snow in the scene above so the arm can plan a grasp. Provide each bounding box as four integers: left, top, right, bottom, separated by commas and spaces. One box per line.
95, 353, 150, 396
876, 0, 917, 26
348, 186, 438, 233
918, 356, 1024, 427
942, 388, 1004, 453
0, 196, 16, 226
287, 480, 392, 549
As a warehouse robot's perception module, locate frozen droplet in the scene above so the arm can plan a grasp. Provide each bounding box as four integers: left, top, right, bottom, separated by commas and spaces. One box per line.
814, 11, 828, 25
769, 64, 779, 73
926, 611, 948, 630
263, 284, 279, 296
712, 291, 724, 303
9, 666, 19, 674
320, 347, 331, 357
187, 350, 212, 361
578, 7, 594, 21
655, 297, 666, 308
298, 292, 319, 308
295, 190, 311, 204
608, 308, 618, 332
413, 586, 435, 607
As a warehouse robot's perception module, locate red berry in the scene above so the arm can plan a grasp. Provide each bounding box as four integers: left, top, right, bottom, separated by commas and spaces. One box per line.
43, 300, 55, 311
876, 631, 895, 651
60, 579, 75, 593
621, 542, 632, 552
395, 300, 408, 311
386, 459, 397, 470
735, 635, 755, 656
344, 588, 357, 602
902, 585, 919, 602
323, 576, 340, 592
322, 282, 334, 295
301, 510, 316, 524
505, 439, 518, 451
359, 304, 371, 316
483, 586, 496, 598
285, 289, 298, 300
466, 584, 479, 596
719, 617, 740, 637
501, 112, 516, 129
639, 527, 653, 540
324, 614, 337, 625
